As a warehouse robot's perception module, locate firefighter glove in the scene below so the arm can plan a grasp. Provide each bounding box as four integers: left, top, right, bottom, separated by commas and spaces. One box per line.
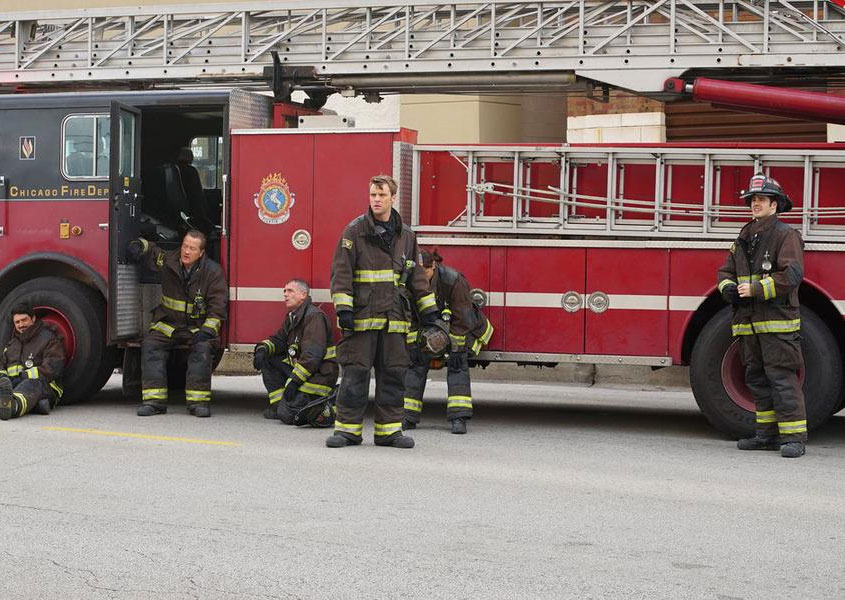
283, 379, 302, 404
420, 311, 439, 327
192, 329, 215, 345
253, 346, 267, 371
723, 284, 740, 306
337, 310, 355, 331
127, 239, 146, 262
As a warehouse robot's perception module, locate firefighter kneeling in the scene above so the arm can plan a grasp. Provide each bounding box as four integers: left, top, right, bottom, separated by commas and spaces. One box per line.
127, 230, 228, 418
403, 249, 494, 435
0, 303, 66, 420
253, 279, 339, 426
717, 173, 807, 458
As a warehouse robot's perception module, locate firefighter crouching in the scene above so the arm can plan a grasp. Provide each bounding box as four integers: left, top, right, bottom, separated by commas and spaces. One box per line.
717, 173, 807, 458
403, 249, 494, 435
0, 303, 66, 420
127, 230, 228, 418
253, 279, 339, 425
327, 174, 438, 449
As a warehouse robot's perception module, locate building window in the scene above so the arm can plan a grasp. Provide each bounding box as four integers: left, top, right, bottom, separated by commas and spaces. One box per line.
63, 114, 110, 179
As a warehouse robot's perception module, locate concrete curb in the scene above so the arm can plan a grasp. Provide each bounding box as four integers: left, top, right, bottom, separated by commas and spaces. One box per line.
216, 350, 691, 390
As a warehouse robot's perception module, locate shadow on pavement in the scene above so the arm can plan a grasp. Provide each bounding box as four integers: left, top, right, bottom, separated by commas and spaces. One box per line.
82, 375, 845, 447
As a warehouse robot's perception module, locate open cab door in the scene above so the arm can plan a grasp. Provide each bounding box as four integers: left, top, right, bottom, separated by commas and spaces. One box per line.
108, 101, 143, 343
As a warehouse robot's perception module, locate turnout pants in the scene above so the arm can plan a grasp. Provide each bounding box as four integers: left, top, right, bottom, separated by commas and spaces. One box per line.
260, 356, 308, 424
404, 348, 472, 424
740, 332, 807, 442
141, 328, 214, 408
334, 329, 408, 443
6, 376, 60, 418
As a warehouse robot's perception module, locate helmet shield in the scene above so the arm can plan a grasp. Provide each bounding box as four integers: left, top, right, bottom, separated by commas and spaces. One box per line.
293, 387, 337, 428
739, 173, 793, 213
418, 319, 450, 357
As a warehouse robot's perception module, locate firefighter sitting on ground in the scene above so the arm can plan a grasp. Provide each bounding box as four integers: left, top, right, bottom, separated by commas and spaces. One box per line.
0, 302, 66, 420
717, 173, 807, 458
127, 229, 228, 418
253, 279, 339, 426
403, 249, 494, 435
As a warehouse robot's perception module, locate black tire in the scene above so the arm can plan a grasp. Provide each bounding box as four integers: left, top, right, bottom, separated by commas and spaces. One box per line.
0, 277, 112, 404
690, 305, 842, 438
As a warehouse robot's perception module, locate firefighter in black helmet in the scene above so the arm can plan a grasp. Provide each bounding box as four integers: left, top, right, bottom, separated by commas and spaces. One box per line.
403, 249, 494, 435
717, 173, 807, 458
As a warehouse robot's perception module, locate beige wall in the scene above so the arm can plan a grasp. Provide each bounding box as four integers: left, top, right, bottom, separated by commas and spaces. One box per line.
400, 94, 566, 144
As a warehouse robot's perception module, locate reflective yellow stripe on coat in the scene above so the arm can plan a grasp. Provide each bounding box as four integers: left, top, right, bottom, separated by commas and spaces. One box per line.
732, 319, 801, 336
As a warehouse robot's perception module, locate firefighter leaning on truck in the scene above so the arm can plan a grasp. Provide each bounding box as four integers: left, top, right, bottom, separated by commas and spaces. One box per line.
0, 302, 66, 420
717, 173, 807, 458
327, 174, 438, 449
127, 229, 228, 418
403, 248, 494, 435
253, 278, 339, 426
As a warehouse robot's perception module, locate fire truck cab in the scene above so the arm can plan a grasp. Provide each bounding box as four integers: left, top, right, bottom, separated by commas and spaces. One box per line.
0, 89, 266, 401
1, 87, 844, 439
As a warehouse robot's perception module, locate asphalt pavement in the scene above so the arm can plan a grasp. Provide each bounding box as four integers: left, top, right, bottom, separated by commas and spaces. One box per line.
1, 374, 844, 600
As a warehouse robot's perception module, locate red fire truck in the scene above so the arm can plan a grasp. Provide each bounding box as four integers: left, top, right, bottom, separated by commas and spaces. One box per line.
3, 0, 845, 436
0, 85, 843, 438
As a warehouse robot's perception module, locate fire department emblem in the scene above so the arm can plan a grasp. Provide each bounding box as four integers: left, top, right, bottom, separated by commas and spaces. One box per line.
19, 136, 36, 160
254, 173, 295, 225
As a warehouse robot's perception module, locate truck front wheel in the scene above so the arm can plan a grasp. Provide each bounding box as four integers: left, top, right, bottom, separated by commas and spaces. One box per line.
690, 305, 842, 438
0, 277, 116, 404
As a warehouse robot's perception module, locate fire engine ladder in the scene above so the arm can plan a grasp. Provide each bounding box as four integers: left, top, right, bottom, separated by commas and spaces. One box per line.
410, 144, 845, 242
2, 1, 845, 94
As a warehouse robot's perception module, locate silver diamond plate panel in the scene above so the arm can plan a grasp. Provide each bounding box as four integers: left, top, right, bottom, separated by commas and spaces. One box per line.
229, 89, 272, 131
114, 263, 142, 338
393, 141, 414, 226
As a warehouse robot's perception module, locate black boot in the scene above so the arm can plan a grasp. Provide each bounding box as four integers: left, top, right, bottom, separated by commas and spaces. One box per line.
137, 403, 167, 417
375, 432, 415, 449
34, 397, 52, 415
450, 418, 467, 435
188, 404, 211, 418
737, 436, 779, 451
326, 433, 363, 448
402, 418, 417, 430
263, 404, 279, 420
781, 441, 806, 458
0, 377, 18, 421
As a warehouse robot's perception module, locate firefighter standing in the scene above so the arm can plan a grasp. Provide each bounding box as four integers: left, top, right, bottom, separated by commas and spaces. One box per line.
717, 173, 807, 458
128, 230, 228, 418
327, 174, 438, 448
403, 249, 494, 434
0, 303, 66, 420
253, 279, 339, 425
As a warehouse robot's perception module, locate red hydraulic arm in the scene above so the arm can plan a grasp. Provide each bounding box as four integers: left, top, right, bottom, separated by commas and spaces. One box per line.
664, 77, 845, 124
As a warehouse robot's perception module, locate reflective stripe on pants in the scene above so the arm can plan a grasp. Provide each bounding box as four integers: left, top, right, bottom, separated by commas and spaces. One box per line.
740, 332, 807, 442
335, 329, 408, 440
403, 349, 472, 423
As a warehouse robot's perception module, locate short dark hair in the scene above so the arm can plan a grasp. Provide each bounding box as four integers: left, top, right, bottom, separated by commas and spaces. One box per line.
10, 302, 35, 320
420, 248, 443, 268
287, 279, 310, 295
370, 174, 398, 196
183, 229, 207, 251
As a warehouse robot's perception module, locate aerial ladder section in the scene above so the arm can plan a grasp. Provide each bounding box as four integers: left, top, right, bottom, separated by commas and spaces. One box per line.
2, 1, 845, 95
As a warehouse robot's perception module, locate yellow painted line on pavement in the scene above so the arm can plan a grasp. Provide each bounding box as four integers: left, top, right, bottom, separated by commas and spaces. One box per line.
42, 427, 240, 447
